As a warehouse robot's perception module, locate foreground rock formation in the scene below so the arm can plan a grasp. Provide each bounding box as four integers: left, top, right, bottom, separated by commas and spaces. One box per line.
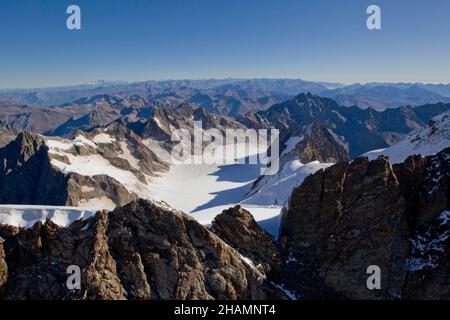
0, 238, 7, 289
277, 148, 450, 299
0, 199, 283, 300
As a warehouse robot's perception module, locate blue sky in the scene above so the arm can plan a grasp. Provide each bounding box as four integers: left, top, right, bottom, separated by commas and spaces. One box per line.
0, 0, 449, 88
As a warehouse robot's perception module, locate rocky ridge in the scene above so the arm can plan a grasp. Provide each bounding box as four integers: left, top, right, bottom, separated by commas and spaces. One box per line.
0, 123, 168, 209
259, 93, 450, 156
0, 199, 284, 300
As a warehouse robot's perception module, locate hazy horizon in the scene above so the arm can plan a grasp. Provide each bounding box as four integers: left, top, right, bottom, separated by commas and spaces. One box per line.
3, 77, 450, 91
1, 0, 450, 88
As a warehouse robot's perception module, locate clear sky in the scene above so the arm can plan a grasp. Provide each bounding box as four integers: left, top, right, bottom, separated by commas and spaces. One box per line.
1, 0, 449, 88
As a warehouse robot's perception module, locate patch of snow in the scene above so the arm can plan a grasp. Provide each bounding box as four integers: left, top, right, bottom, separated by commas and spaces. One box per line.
73, 135, 97, 148
80, 222, 90, 232
147, 142, 282, 235
406, 211, 450, 272
50, 154, 152, 199
270, 282, 298, 300
78, 196, 116, 211
219, 240, 264, 278
153, 116, 163, 129
45, 138, 74, 151
440, 210, 450, 226
142, 138, 173, 163
46, 135, 97, 152
242, 160, 332, 207
117, 141, 140, 169
281, 136, 303, 156
238, 253, 259, 273
285, 252, 298, 264
0, 205, 96, 229
80, 186, 95, 193
91, 133, 116, 144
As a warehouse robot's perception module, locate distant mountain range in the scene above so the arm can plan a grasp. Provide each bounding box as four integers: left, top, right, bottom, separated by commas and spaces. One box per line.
2, 78, 449, 113
322, 84, 450, 110
1, 91, 449, 158
258, 93, 450, 156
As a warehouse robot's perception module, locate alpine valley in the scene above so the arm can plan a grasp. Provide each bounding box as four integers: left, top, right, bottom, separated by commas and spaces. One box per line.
0, 78, 449, 300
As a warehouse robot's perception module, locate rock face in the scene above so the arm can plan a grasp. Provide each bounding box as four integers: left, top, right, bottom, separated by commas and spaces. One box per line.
0, 199, 283, 300
0, 120, 18, 148
285, 122, 350, 163
279, 156, 408, 299
277, 148, 450, 300
0, 238, 7, 289
0, 131, 69, 205
212, 206, 280, 274
393, 150, 450, 299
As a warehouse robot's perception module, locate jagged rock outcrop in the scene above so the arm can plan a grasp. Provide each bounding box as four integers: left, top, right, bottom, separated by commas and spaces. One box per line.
276, 148, 450, 300
284, 121, 350, 163
212, 206, 280, 274
0, 199, 284, 300
0, 238, 7, 289
278, 156, 408, 299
